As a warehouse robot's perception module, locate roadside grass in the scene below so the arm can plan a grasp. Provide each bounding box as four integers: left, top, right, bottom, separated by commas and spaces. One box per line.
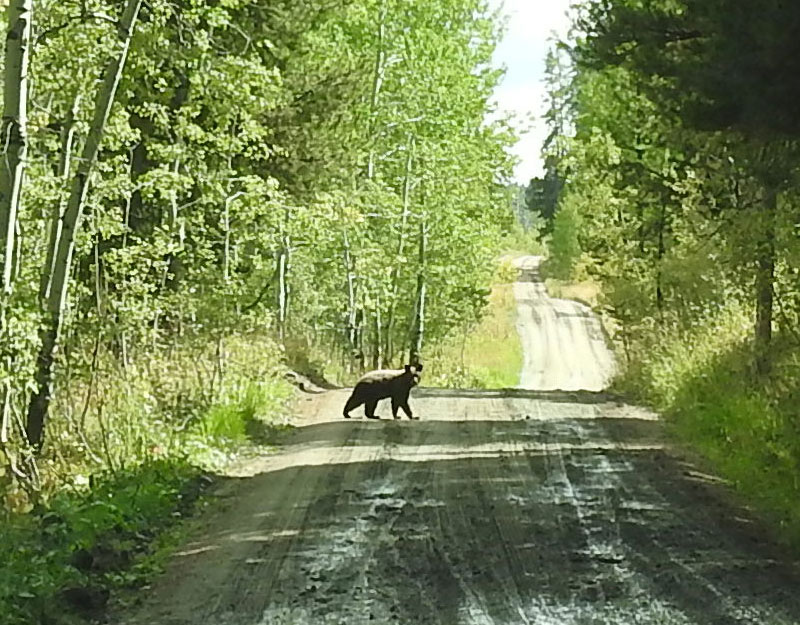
0, 332, 295, 625
190, 376, 295, 451
616, 307, 800, 547
540, 253, 603, 308
426, 259, 522, 389
544, 277, 602, 308
0, 460, 207, 625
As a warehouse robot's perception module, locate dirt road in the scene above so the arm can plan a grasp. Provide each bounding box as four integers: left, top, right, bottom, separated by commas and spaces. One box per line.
121, 256, 800, 625
513, 256, 614, 391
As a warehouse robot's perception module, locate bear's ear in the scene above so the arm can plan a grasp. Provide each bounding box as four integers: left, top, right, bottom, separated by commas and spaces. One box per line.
416, 364, 423, 372
404, 364, 411, 373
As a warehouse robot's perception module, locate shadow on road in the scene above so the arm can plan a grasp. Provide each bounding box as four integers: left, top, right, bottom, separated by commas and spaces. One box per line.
126, 415, 800, 625
281, 417, 663, 452
415, 387, 625, 404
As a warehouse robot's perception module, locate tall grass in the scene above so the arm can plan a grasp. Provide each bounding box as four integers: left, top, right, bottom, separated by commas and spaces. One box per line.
426, 259, 523, 389
42, 332, 295, 475
191, 377, 294, 450
617, 305, 800, 546
0, 331, 295, 624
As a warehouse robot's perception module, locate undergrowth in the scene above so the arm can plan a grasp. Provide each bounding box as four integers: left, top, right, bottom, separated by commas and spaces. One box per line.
1, 460, 205, 625
616, 305, 800, 546
0, 332, 295, 625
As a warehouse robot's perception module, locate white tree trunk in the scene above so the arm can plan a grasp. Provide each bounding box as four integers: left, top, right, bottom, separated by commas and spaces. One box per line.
372, 295, 383, 369
277, 238, 290, 341
39, 88, 82, 303
27, 0, 143, 448
409, 219, 427, 366
0, 0, 32, 295
342, 228, 358, 361
366, 2, 386, 179
0, 0, 32, 458
385, 134, 414, 361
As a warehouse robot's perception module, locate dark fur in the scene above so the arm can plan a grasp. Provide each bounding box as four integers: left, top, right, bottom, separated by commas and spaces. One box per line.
343, 364, 423, 420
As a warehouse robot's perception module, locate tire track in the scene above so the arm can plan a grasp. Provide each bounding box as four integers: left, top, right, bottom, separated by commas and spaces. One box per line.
118, 257, 800, 625
512, 256, 614, 392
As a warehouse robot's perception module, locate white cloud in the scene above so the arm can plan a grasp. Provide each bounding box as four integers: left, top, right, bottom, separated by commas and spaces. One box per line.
489, 0, 572, 182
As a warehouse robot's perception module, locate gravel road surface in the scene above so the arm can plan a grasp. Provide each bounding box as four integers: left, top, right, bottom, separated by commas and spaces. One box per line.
120, 256, 800, 625
513, 256, 614, 391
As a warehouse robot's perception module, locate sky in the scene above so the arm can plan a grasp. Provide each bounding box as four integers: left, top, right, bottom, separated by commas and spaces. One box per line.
488, 0, 573, 183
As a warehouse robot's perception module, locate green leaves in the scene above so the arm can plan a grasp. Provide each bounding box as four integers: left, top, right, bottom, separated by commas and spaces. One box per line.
0, 2, 520, 616
0, 0, 514, 506
557, 1, 800, 380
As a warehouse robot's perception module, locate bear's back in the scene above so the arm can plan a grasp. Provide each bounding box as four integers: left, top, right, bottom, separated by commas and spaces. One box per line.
356, 369, 405, 386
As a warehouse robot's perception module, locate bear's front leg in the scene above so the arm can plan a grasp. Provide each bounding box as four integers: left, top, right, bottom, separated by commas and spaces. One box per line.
343, 394, 362, 419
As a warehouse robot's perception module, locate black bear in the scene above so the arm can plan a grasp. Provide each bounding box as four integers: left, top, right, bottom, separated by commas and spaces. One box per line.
343, 364, 423, 420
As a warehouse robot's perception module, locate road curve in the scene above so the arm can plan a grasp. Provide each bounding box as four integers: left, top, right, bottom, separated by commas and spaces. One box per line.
513, 256, 614, 391
119, 261, 800, 625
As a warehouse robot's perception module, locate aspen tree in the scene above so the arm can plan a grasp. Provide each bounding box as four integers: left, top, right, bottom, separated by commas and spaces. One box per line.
27, 0, 143, 448
0, 0, 32, 295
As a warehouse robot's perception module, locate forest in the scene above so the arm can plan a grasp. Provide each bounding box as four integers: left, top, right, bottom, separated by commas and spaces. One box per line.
527, 0, 800, 543
0, 0, 516, 477
6, 0, 800, 621
0, 1, 518, 620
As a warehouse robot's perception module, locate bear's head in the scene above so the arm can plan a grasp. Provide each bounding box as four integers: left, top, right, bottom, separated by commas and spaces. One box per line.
403, 363, 423, 387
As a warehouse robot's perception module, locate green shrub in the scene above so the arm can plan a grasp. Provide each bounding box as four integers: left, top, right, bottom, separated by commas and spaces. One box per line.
0, 460, 204, 625
548, 203, 582, 280
0, 331, 296, 623
618, 306, 800, 546
501, 222, 545, 257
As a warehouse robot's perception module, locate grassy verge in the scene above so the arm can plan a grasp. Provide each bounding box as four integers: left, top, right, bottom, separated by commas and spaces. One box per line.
425, 260, 523, 388
543, 277, 601, 308
1, 460, 207, 625
0, 332, 295, 625
616, 306, 800, 547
